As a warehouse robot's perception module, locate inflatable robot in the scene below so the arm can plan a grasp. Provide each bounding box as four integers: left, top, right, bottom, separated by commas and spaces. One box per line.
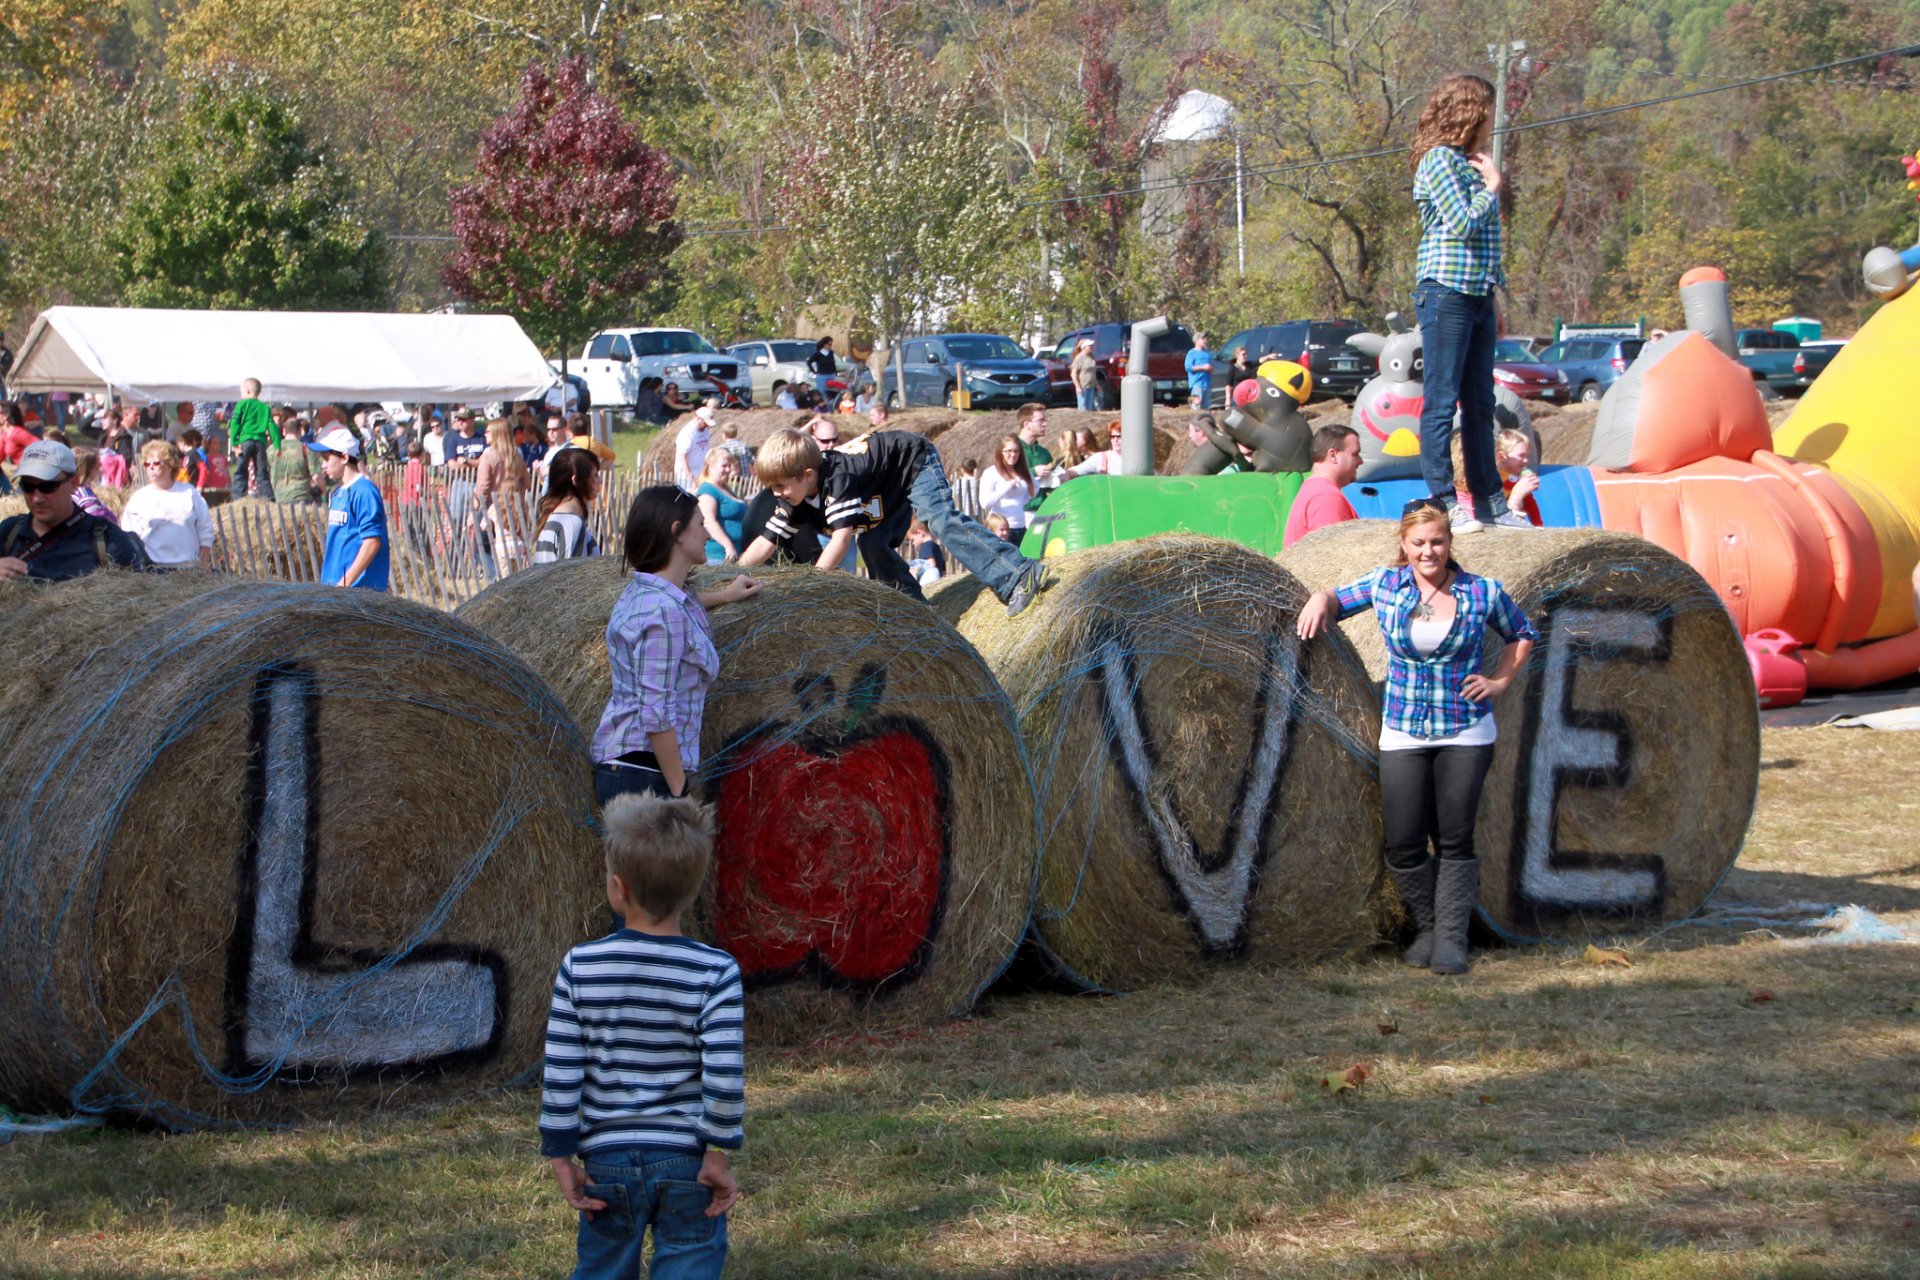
1860, 151, 1920, 300
1180, 359, 1315, 475
1344, 314, 1535, 482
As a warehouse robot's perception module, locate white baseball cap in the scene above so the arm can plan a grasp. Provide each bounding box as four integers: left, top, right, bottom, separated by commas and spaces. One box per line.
695, 404, 718, 425
17, 440, 77, 482
304, 427, 362, 457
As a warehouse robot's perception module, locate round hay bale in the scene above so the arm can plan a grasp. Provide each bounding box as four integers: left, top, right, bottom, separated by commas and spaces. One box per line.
636, 407, 962, 474
212, 498, 329, 582
0, 572, 598, 1126
928, 536, 1383, 990
1278, 523, 1759, 940
456, 559, 1037, 1042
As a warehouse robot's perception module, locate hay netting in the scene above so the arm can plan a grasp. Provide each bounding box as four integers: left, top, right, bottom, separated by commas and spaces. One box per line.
929, 536, 1384, 991
211, 498, 328, 581
457, 559, 1038, 1042
0, 572, 599, 1127
1278, 523, 1760, 941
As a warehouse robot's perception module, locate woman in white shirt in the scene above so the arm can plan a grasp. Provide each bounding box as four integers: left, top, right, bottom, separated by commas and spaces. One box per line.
121, 440, 214, 569
1061, 420, 1125, 478
976, 434, 1036, 535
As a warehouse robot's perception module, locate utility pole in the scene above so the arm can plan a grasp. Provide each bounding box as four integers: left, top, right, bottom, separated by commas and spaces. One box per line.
1487, 39, 1527, 170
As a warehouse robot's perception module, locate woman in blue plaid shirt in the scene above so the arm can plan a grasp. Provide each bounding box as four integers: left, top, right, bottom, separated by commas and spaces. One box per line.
593, 486, 762, 806
1297, 503, 1537, 974
1409, 74, 1530, 533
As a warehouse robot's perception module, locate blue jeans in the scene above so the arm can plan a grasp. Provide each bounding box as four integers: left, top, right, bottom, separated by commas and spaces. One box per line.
1076, 384, 1100, 411
1411, 280, 1504, 519
573, 1148, 726, 1280
864, 446, 1033, 602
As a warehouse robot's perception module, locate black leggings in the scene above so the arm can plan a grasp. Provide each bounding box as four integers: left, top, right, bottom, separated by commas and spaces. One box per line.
1378, 743, 1495, 871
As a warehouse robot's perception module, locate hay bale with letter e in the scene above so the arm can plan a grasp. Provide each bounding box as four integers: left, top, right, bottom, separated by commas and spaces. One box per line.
458, 558, 1037, 1042
930, 535, 1383, 990
0, 572, 599, 1127
1279, 523, 1759, 940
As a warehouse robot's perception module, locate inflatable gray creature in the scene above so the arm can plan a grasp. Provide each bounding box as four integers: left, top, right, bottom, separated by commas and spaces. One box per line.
1179, 358, 1316, 474
1345, 313, 1534, 482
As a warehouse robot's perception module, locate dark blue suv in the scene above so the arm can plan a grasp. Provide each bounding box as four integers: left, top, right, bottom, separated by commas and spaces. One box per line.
1535, 335, 1646, 404
878, 333, 1052, 409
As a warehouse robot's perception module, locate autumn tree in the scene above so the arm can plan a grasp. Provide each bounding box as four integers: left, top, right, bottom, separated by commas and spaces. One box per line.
444, 57, 680, 358
773, 42, 1018, 345
109, 73, 384, 310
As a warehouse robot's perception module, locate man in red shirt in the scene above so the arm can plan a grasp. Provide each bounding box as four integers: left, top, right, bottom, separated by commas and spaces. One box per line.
1282, 424, 1361, 547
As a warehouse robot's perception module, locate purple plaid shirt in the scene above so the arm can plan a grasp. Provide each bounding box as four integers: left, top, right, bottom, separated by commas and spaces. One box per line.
592, 573, 721, 770
1335, 565, 1537, 740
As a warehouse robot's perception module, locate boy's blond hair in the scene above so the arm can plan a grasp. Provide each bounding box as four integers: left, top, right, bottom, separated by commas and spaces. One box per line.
1450, 425, 1530, 483
754, 427, 823, 485
601, 793, 714, 922
983, 512, 1011, 535
241, 377, 262, 398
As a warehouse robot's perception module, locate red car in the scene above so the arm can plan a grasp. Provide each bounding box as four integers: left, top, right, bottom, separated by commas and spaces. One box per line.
1492, 338, 1570, 401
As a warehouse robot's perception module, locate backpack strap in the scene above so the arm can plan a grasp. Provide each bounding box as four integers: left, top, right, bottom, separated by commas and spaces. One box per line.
2, 518, 21, 558
94, 521, 109, 567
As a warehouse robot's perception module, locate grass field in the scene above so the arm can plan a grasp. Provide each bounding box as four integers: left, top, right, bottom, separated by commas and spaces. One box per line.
4, 726, 1917, 1279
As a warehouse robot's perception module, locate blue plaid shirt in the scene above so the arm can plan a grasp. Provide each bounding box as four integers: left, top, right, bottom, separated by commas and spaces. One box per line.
592, 573, 720, 771
1335, 565, 1537, 740
1413, 146, 1504, 295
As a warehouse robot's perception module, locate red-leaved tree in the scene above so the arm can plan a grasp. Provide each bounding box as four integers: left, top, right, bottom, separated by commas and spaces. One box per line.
443, 57, 679, 358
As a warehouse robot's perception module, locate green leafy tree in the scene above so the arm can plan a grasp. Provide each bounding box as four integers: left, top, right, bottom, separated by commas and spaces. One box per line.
112, 73, 385, 309
774, 42, 1018, 345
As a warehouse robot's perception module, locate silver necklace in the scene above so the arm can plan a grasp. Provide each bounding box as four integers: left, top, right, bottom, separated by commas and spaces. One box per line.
1413, 573, 1451, 620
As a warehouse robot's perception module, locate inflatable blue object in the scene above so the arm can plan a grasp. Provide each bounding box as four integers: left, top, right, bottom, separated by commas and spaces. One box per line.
1341, 465, 1602, 528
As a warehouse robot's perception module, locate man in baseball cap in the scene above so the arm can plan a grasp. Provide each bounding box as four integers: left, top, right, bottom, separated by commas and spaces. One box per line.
306, 426, 390, 590
0, 441, 150, 581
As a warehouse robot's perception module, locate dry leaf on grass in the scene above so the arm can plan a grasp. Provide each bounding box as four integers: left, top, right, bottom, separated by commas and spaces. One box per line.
1321, 1063, 1371, 1093
1377, 1020, 1399, 1036
1748, 988, 1776, 1005
1584, 945, 1632, 968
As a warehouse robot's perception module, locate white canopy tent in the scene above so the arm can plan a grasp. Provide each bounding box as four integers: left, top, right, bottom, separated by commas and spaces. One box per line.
8, 306, 558, 405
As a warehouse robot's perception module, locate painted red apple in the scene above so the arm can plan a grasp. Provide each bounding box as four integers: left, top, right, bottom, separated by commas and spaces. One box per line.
710, 725, 950, 994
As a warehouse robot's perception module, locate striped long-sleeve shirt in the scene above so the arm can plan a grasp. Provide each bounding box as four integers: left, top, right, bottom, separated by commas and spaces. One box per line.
539, 930, 745, 1158
1412, 145, 1504, 295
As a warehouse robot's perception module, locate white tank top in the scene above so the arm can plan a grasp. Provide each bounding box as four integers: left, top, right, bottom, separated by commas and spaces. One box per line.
1378, 616, 1497, 751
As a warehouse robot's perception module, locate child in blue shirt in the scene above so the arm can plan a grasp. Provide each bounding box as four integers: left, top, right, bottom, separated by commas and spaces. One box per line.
308, 426, 390, 590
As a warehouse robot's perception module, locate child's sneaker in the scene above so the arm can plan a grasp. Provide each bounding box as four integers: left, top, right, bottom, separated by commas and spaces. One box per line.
1487, 510, 1535, 530
1449, 504, 1489, 534
1005, 563, 1050, 618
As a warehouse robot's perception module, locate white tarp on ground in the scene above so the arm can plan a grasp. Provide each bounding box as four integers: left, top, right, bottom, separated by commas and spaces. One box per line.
8, 306, 557, 405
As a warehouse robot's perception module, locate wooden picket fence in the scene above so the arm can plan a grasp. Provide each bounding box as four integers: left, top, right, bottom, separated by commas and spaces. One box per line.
211, 460, 983, 608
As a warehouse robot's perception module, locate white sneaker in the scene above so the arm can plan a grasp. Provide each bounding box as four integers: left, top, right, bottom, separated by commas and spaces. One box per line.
1487, 511, 1535, 530
1449, 504, 1489, 534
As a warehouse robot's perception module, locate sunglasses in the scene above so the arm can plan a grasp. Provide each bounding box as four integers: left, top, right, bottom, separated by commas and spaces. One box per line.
18, 477, 67, 495
1402, 497, 1448, 517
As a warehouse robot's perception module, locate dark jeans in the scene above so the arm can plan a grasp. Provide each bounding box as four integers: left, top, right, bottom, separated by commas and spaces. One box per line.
862, 447, 1033, 603
1411, 279, 1505, 519
572, 1147, 726, 1280
1378, 742, 1495, 872
594, 759, 675, 807
233, 439, 274, 499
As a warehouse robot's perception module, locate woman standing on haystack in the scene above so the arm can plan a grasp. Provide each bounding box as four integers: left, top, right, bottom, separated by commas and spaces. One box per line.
1408, 73, 1529, 533
592, 487, 762, 807
1295, 501, 1536, 974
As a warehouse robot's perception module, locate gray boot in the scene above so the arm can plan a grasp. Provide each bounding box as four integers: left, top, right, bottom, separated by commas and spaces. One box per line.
1428, 856, 1481, 975
1386, 859, 1437, 968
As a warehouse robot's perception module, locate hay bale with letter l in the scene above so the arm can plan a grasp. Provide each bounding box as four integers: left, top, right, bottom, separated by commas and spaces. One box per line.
0, 572, 599, 1127
457, 558, 1037, 1043
929, 535, 1382, 991
1279, 523, 1759, 941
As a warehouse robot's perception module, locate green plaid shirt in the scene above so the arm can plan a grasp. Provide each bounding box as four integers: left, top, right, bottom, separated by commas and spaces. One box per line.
1413, 147, 1504, 296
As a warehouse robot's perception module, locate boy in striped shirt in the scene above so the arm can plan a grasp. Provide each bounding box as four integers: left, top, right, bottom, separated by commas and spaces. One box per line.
541, 794, 744, 1280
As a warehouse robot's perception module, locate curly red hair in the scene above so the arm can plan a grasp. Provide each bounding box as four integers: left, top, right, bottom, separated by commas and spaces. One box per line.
1409, 75, 1495, 173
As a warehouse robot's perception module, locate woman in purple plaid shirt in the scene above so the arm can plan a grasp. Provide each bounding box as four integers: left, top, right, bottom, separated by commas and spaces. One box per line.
593, 487, 761, 806
1297, 503, 1536, 974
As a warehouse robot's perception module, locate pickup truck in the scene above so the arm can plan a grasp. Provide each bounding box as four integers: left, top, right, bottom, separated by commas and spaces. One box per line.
575, 327, 752, 413
1734, 328, 1835, 395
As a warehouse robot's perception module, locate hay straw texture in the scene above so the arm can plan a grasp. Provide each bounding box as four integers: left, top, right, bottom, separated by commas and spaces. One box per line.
0, 572, 600, 1127
929, 536, 1384, 990
456, 559, 1037, 1042
1279, 523, 1760, 940
212, 498, 328, 582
